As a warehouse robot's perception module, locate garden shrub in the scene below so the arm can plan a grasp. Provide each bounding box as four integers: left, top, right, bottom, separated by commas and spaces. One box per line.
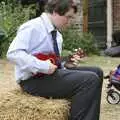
62, 27, 100, 55
0, 28, 6, 57
0, 1, 36, 57
0, 0, 48, 58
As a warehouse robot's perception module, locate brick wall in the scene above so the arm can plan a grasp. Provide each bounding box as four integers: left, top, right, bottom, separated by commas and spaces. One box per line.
113, 0, 120, 32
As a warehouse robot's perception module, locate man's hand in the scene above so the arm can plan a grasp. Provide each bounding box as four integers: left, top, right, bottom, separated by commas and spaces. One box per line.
47, 60, 58, 74
64, 48, 87, 69
70, 54, 81, 65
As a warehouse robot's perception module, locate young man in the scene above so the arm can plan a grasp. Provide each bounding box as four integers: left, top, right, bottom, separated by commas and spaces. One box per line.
7, 0, 103, 120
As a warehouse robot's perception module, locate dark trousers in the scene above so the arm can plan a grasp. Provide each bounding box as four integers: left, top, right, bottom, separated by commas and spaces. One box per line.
20, 66, 103, 120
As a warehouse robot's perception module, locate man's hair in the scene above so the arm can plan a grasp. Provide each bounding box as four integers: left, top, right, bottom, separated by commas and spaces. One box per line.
45, 0, 77, 15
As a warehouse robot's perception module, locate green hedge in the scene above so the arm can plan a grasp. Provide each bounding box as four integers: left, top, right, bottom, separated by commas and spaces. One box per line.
62, 28, 100, 55
0, 1, 36, 57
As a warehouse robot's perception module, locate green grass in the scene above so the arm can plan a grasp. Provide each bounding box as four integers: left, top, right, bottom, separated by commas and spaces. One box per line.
81, 55, 119, 67
80, 55, 120, 75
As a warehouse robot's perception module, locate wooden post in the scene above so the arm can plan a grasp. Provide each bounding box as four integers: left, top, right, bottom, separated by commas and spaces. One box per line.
83, 0, 88, 32
107, 0, 113, 48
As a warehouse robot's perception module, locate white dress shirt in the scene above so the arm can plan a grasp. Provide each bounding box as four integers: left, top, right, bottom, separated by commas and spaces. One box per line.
6, 13, 63, 83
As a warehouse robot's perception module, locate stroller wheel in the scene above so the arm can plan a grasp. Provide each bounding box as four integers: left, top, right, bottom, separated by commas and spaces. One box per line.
107, 90, 120, 104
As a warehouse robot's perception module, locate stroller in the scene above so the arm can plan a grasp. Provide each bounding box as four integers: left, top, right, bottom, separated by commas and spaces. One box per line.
105, 64, 120, 104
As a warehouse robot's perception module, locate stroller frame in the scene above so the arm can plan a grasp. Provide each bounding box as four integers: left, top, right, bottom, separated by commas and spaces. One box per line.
106, 75, 120, 104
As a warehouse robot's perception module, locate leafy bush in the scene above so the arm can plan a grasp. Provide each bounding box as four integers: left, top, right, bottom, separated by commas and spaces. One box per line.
62, 28, 100, 55
0, 1, 36, 57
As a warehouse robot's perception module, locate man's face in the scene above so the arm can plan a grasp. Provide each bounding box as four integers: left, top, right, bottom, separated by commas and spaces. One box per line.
54, 8, 75, 29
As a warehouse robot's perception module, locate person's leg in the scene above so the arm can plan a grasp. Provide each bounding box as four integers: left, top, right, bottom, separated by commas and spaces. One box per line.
68, 71, 102, 120
67, 66, 103, 81
68, 66, 103, 119
20, 69, 102, 120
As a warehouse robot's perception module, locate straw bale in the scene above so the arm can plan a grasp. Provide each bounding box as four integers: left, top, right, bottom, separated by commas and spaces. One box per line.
0, 89, 70, 120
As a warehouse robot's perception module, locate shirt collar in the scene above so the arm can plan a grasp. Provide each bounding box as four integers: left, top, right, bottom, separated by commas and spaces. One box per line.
40, 12, 55, 33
